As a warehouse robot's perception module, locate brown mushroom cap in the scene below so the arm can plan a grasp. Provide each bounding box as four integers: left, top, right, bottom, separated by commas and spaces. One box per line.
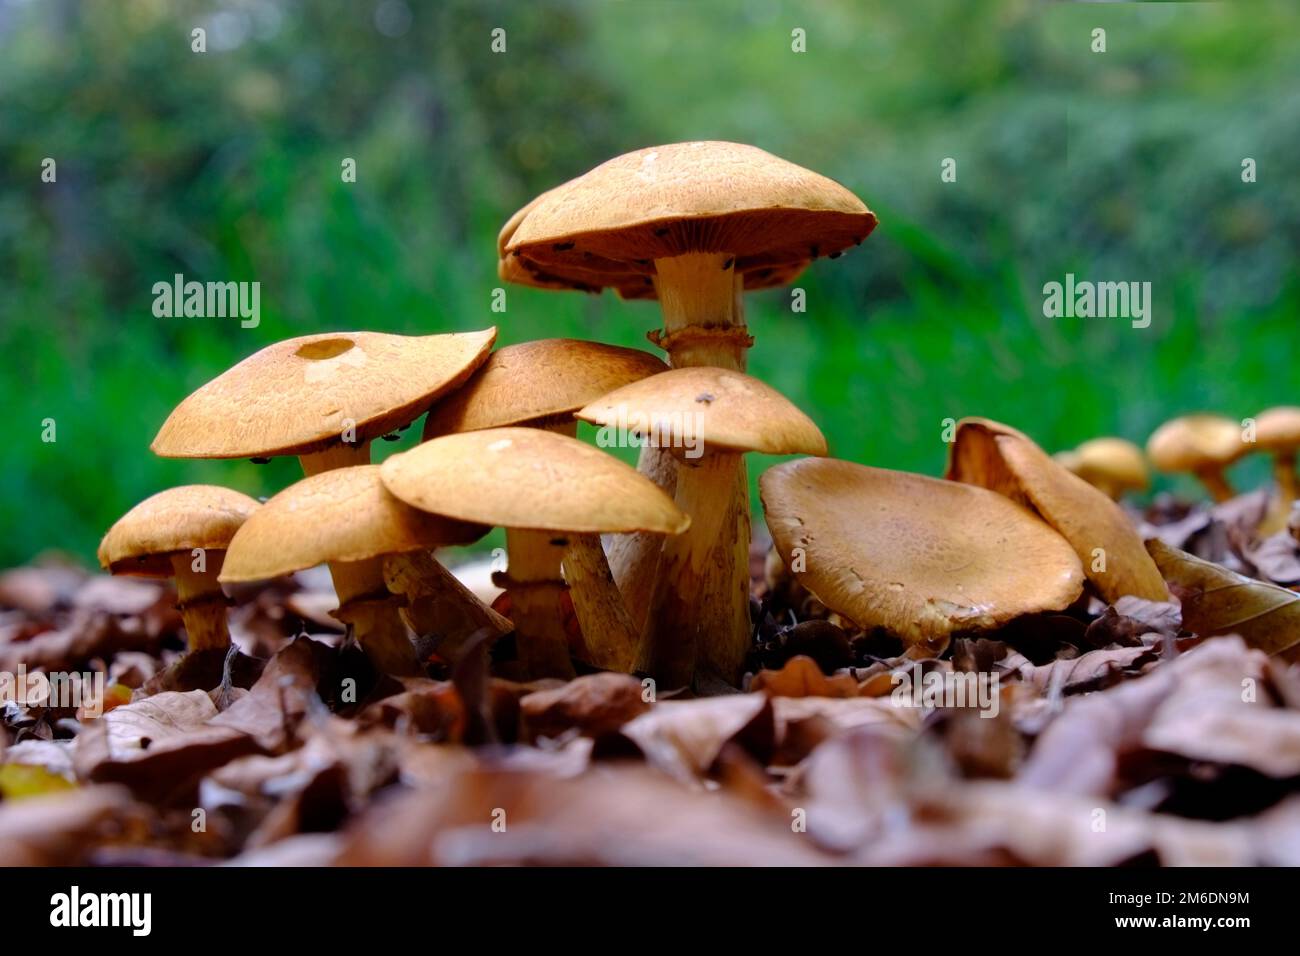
99, 485, 260, 576
946, 418, 1169, 603
423, 339, 667, 438
152, 329, 496, 460
1063, 437, 1149, 492
380, 427, 689, 535
499, 253, 808, 300
760, 458, 1084, 642
218, 465, 485, 584
1146, 414, 1244, 474
502, 141, 874, 287
575, 366, 827, 456
1254, 406, 1300, 453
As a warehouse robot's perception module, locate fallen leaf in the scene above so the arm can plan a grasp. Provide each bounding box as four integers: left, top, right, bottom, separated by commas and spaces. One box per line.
519, 672, 649, 742
750, 655, 860, 698
0, 785, 141, 865
620, 695, 773, 784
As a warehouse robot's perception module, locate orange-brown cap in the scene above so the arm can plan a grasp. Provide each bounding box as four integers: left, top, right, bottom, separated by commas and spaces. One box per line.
1146, 414, 1244, 474
760, 459, 1084, 642
152, 329, 496, 460
98, 485, 260, 576
502, 142, 874, 289
218, 465, 485, 584
1253, 407, 1300, 453
1057, 437, 1149, 495
381, 427, 689, 535
947, 418, 1168, 603
423, 339, 666, 438
575, 366, 827, 457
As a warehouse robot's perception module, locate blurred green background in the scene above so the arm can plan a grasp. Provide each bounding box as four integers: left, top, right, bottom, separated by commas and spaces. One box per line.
2, 0, 1299, 569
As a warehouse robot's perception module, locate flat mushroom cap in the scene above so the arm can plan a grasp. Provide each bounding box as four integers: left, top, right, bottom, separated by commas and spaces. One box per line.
99, 485, 260, 576
152, 329, 496, 460
575, 367, 827, 456
1146, 414, 1244, 473
423, 339, 667, 437
503, 141, 875, 286
760, 459, 1084, 642
1069, 437, 1149, 491
381, 427, 690, 535
946, 418, 1169, 603
219, 465, 485, 584
1254, 406, 1300, 451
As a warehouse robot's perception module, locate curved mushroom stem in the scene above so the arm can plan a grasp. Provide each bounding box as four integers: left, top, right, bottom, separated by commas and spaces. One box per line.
1261, 452, 1299, 534
1194, 466, 1235, 504
329, 557, 421, 676
637, 450, 745, 688
502, 528, 575, 679
563, 533, 639, 672
383, 550, 513, 662
169, 552, 231, 653
605, 443, 677, 632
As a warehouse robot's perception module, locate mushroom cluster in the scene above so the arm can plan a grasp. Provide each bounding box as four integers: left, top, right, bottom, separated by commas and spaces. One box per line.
106, 141, 1251, 694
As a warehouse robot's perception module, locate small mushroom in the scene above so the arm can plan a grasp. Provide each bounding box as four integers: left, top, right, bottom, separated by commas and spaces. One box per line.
1053, 437, 1149, 500
98, 486, 260, 653
577, 367, 827, 687
1145, 413, 1244, 503
947, 417, 1168, 603
219, 465, 492, 676
761, 459, 1084, 643
381, 427, 689, 678
1252, 406, 1300, 533
424, 338, 668, 640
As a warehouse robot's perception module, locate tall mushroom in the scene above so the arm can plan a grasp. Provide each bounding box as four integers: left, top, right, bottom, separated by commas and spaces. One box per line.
946, 417, 1168, 603
499, 141, 873, 624
1145, 413, 1244, 503
761, 460, 1084, 643
99, 485, 259, 654
577, 367, 826, 687
423, 338, 667, 647
1054, 437, 1149, 501
1251, 407, 1300, 534
151, 329, 497, 671
219, 465, 491, 676
381, 428, 689, 678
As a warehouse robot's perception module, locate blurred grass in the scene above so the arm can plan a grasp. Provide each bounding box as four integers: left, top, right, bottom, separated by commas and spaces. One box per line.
1, 0, 1298, 568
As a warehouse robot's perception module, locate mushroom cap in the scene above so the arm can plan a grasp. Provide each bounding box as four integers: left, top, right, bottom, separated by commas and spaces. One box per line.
1064, 437, 1149, 492
152, 329, 496, 460
502, 141, 874, 289
1253, 406, 1300, 452
498, 253, 808, 300
760, 458, 1084, 642
423, 339, 667, 437
99, 485, 260, 576
1146, 414, 1244, 473
946, 418, 1169, 603
218, 465, 486, 584
575, 367, 827, 457
380, 427, 690, 535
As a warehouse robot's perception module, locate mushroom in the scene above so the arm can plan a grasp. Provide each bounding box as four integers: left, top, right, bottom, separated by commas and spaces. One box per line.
946, 417, 1168, 603
1252, 406, 1300, 533
577, 367, 827, 687
423, 338, 667, 644
499, 142, 872, 628
1145, 413, 1244, 503
1053, 437, 1149, 500
219, 465, 492, 676
98, 485, 259, 654
380, 427, 689, 678
151, 329, 497, 670
761, 459, 1085, 643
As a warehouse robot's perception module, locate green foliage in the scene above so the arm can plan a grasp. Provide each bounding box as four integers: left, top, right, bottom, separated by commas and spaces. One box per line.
1, 0, 1297, 567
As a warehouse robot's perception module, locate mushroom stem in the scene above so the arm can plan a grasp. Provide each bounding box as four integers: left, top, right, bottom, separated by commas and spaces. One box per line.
606, 442, 677, 631
637, 450, 745, 687
328, 557, 422, 676
502, 527, 575, 679
651, 253, 750, 371
562, 533, 639, 672
169, 552, 231, 653
298, 440, 373, 477
1194, 466, 1235, 503
383, 550, 513, 660
1261, 452, 1300, 534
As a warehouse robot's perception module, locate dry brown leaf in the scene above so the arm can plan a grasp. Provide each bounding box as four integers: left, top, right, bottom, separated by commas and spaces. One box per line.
1147, 538, 1300, 657
0, 785, 141, 866
750, 655, 860, 698
1001, 645, 1157, 694
518, 672, 649, 742
620, 694, 773, 784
